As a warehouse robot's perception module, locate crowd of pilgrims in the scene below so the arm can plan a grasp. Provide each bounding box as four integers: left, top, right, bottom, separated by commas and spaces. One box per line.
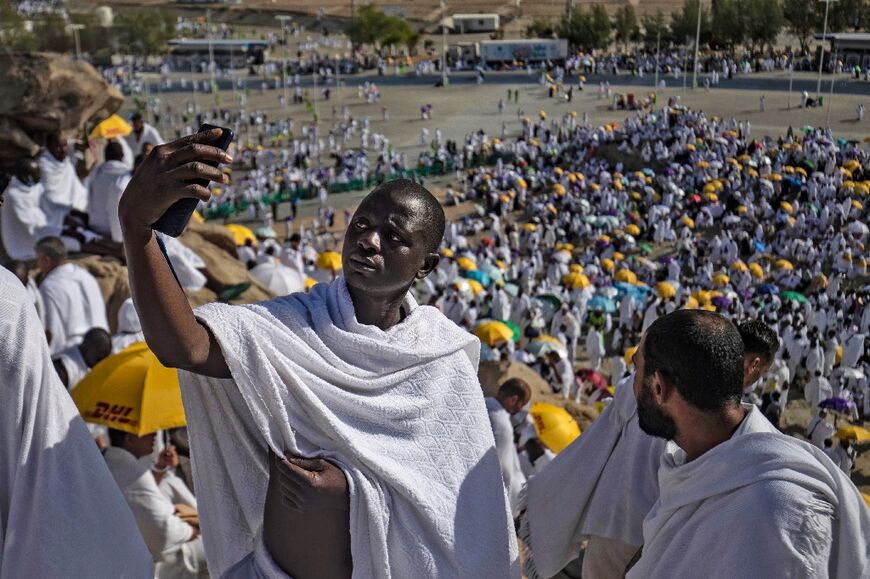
1, 91, 868, 576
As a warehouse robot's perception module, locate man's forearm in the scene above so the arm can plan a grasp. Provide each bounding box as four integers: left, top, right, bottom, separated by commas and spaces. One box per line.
122, 223, 213, 371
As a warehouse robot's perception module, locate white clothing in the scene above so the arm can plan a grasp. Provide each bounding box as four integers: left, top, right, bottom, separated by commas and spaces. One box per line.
519, 448, 555, 479
628, 406, 870, 578
26, 277, 45, 324
53, 344, 89, 388
179, 278, 519, 578
520, 376, 664, 578
0, 177, 60, 260
125, 123, 164, 157
826, 445, 855, 475
807, 416, 836, 449
486, 397, 526, 517
157, 234, 207, 292
113, 297, 145, 353
40, 262, 109, 354
38, 150, 89, 221
104, 446, 206, 579
0, 267, 152, 578
88, 160, 131, 242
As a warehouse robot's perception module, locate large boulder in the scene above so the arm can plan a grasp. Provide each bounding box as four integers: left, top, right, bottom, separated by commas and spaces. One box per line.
0, 53, 123, 170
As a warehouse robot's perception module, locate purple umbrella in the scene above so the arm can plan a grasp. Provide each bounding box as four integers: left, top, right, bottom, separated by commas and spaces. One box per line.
818, 397, 855, 414
711, 295, 732, 310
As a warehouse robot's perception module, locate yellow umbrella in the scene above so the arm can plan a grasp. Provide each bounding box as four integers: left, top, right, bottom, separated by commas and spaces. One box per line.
836, 425, 870, 442
440, 248, 454, 258
224, 223, 257, 247
681, 216, 695, 229
693, 290, 713, 306
656, 281, 676, 299
624, 345, 638, 366
529, 402, 581, 453
731, 261, 748, 272
775, 259, 794, 271
523, 223, 537, 232
614, 268, 637, 284
569, 263, 584, 274
457, 256, 477, 271
737, 205, 749, 214
795, 167, 807, 177
771, 173, 783, 182
89, 114, 132, 140
713, 273, 730, 287
191, 210, 205, 224
780, 201, 794, 214
553, 183, 567, 196
625, 223, 641, 236
562, 272, 591, 289
685, 296, 700, 309
474, 321, 515, 346
316, 251, 343, 272
601, 258, 615, 272
467, 279, 484, 295
863, 493, 870, 509
304, 277, 317, 290
612, 251, 625, 262
71, 343, 185, 436
749, 262, 765, 279
851, 199, 863, 210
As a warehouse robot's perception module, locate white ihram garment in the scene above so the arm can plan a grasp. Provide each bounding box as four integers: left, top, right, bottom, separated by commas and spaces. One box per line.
40, 262, 109, 355
0, 267, 152, 578
38, 150, 89, 223
179, 277, 519, 578
628, 406, 870, 579
88, 159, 131, 242
0, 177, 60, 260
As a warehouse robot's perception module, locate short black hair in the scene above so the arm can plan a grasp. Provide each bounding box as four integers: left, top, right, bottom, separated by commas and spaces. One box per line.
498, 377, 531, 402
643, 310, 745, 411
370, 179, 445, 254
108, 428, 128, 448
105, 141, 125, 162
131, 112, 143, 121
738, 319, 779, 361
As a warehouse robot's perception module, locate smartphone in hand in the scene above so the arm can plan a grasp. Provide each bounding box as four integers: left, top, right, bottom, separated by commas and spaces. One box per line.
151, 123, 235, 237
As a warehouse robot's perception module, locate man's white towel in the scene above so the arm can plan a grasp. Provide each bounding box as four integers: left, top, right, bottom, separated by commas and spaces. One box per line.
628, 406, 870, 578
38, 150, 88, 223
179, 277, 519, 578
0, 267, 153, 578
88, 159, 131, 242
0, 176, 60, 260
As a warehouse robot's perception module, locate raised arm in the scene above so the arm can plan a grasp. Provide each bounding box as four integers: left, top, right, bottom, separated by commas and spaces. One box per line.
119, 129, 231, 378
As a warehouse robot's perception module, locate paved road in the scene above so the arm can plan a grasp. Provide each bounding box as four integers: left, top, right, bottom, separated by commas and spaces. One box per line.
143, 70, 870, 97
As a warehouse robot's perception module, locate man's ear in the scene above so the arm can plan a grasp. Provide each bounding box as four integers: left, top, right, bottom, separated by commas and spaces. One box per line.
416, 253, 440, 280
653, 370, 674, 404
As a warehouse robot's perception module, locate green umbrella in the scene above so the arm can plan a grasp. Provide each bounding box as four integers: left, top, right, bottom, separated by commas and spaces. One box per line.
498, 319, 522, 342
536, 293, 563, 308
639, 242, 653, 254
781, 291, 807, 303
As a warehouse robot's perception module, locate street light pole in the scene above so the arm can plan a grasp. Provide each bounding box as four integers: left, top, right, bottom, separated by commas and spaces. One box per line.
276, 15, 292, 109
816, 0, 835, 99
68, 24, 85, 60
692, 0, 702, 89
441, 0, 448, 85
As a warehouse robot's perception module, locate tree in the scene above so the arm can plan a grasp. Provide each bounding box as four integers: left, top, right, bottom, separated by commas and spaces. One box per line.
641, 10, 670, 48
0, 2, 38, 52
711, 0, 743, 53
670, 0, 711, 45
742, 0, 784, 54
526, 18, 557, 39
782, 0, 818, 54
114, 9, 175, 58
614, 3, 639, 48
346, 5, 420, 53
559, 5, 611, 51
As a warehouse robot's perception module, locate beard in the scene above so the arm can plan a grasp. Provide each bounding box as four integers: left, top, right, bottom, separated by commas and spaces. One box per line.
636, 374, 678, 440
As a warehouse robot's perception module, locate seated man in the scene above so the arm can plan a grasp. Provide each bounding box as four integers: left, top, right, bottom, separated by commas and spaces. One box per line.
35, 236, 109, 355
104, 429, 207, 578
119, 129, 518, 578
38, 131, 89, 225
52, 327, 112, 389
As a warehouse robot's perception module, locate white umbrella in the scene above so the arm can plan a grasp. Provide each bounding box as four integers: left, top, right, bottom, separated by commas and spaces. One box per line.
554, 250, 572, 263
842, 367, 867, 380
250, 262, 306, 296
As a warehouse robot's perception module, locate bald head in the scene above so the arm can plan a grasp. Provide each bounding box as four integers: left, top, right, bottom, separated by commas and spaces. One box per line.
363, 179, 445, 254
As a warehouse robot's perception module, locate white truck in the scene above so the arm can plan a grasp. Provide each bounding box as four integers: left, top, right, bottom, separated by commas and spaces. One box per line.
478, 39, 568, 64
